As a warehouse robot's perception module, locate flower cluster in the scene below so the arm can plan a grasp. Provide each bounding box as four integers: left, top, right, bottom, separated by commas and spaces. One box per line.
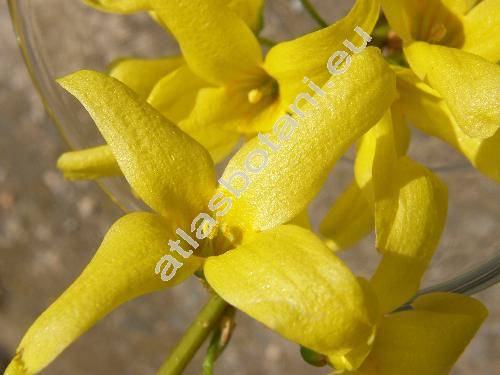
154, 24, 373, 283
6, 0, 498, 374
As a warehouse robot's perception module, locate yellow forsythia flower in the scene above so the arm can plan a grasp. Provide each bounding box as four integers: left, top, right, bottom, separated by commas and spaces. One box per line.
383, 0, 500, 139
6, 46, 396, 374
321, 0, 499, 255
57, 0, 380, 178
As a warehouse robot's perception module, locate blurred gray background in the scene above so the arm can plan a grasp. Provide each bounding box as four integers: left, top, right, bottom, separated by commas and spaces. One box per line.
1, 1, 499, 374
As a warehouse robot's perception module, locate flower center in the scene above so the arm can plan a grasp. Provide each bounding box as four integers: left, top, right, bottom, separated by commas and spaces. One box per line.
207, 222, 244, 256
428, 23, 448, 43
231, 67, 279, 106
412, 0, 464, 47
247, 77, 279, 104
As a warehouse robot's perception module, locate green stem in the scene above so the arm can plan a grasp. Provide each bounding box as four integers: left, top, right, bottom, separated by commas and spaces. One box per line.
157, 294, 228, 375
299, 0, 328, 28
202, 328, 221, 375
202, 306, 236, 374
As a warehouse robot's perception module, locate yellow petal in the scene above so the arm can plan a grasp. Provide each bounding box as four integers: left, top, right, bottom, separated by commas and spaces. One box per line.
238, 97, 285, 134
380, 0, 414, 43
147, 65, 208, 123
178, 87, 244, 163
353, 107, 410, 204
391, 106, 411, 157
83, 0, 149, 13
219, 48, 396, 233
4, 213, 201, 375
150, 0, 262, 86
353, 111, 448, 313
227, 0, 264, 32
381, 0, 465, 46
204, 225, 378, 370
354, 134, 377, 205
405, 42, 500, 138
369, 112, 400, 248
395, 68, 500, 182
355, 293, 488, 375
109, 56, 184, 98
319, 181, 374, 252
57, 70, 216, 223
147, 0, 264, 38
174, 75, 283, 160
370, 156, 448, 313
442, 0, 479, 14
264, 0, 380, 104
57, 145, 121, 180
462, 0, 500, 62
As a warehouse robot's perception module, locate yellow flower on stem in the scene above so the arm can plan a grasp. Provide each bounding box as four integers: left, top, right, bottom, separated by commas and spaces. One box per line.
206, 108, 486, 371
4, 67, 216, 374
57, 0, 380, 178
6, 47, 395, 374
382, 0, 500, 139
318, 106, 486, 373
320, 0, 500, 252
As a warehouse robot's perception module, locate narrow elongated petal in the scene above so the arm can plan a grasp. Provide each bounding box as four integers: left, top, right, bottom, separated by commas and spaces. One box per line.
353, 112, 448, 313
355, 111, 399, 211
109, 56, 184, 98
150, 0, 262, 86
370, 156, 448, 313
354, 134, 377, 204
405, 42, 500, 138
369, 113, 401, 247
83, 0, 149, 13
332, 111, 410, 251
319, 182, 374, 252
462, 0, 500, 62
353, 109, 410, 204
264, 0, 380, 103
5, 213, 201, 375
219, 48, 396, 233
390, 106, 411, 157
57, 70, 216, 223
147, 65, 208, 123
380, 0, 415, 43
395, 68, 500, 182
354, 293, 487, 375
205, 225, 378, 371
57, 145, 121, 180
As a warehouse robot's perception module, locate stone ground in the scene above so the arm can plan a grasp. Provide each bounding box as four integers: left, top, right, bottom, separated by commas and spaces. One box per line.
0, 1, 499, 374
